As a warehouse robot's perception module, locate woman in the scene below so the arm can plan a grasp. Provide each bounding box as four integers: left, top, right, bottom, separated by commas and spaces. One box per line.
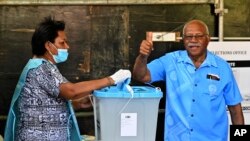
4, 16, 131, 141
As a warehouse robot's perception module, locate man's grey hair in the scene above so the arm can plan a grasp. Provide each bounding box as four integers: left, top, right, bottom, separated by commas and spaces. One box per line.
182, 20, 209, 35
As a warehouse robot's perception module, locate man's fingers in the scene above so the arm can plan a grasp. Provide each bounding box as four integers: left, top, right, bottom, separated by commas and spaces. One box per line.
146, 32, 153, 43
140, 42, 153, 56
146, 32, 154, 51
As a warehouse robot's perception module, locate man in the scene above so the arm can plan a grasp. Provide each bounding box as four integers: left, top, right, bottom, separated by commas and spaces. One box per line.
4, 16, 131, 141
133, 19, 244, 141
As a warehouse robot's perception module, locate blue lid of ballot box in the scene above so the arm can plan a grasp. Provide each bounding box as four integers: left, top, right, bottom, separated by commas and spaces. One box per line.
93, 86, 163, 98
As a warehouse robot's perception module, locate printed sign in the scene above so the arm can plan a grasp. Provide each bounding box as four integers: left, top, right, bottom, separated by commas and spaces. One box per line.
208, 42, 250, 105
120, 113, 137, 136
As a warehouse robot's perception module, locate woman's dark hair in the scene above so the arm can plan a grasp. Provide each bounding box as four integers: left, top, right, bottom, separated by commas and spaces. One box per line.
31, 16, 65, 56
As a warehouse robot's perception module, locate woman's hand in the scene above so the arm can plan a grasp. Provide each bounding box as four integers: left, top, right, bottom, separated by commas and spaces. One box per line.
72, 95, 92, 110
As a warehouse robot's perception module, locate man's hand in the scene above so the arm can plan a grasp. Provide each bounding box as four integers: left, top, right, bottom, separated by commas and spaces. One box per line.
139, 32, 154, 57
